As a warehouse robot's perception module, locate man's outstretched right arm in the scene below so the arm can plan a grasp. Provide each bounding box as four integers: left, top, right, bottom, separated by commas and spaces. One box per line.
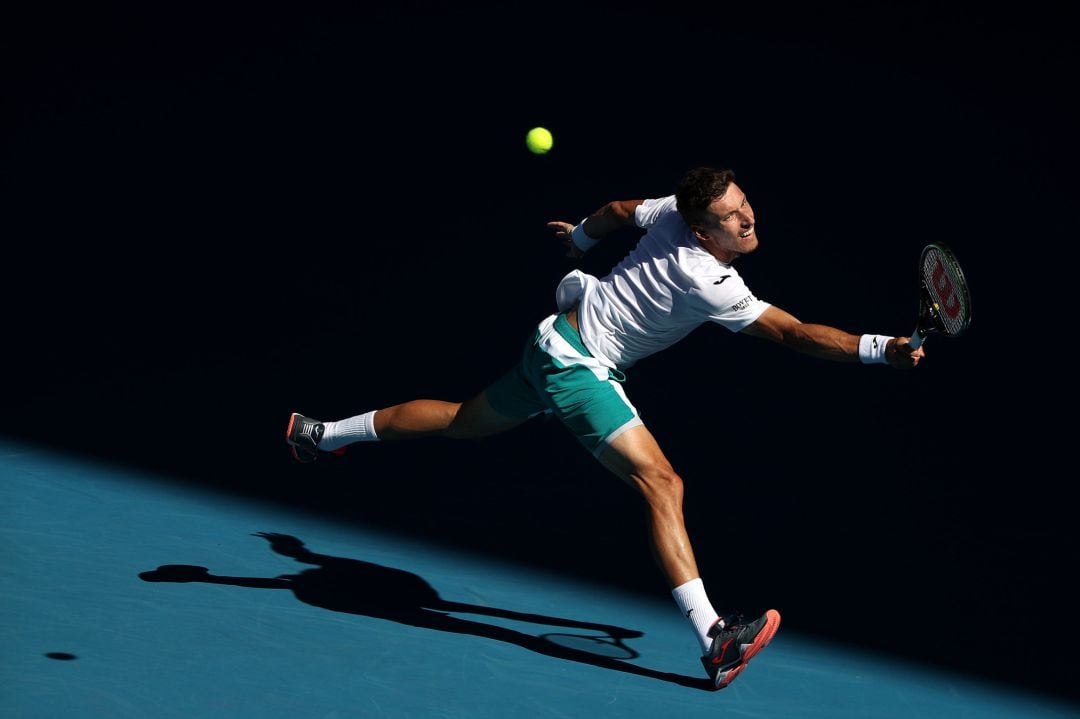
742, 305, 924, 369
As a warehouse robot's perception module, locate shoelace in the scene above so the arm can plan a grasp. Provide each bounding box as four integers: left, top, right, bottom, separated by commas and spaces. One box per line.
717, 612, 747, 632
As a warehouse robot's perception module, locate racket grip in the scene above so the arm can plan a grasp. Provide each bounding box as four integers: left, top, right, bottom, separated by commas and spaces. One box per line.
909, 329, 923, 350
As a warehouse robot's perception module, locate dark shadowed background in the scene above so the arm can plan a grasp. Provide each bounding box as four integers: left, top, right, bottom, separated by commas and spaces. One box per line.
3, 0, 1077, 703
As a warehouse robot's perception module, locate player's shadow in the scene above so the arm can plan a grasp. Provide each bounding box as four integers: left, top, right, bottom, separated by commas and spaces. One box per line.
139, 532, 710, 690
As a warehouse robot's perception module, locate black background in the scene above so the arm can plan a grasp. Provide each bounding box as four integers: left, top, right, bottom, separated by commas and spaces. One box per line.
4, 0, 1077, 703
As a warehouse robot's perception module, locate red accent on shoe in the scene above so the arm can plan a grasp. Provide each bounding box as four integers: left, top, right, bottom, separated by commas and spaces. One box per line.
739, 609, 781, 665
711, 609, 782, 690
711, 638, 734, 665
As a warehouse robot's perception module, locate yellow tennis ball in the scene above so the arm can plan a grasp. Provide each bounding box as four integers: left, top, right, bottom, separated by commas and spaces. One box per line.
526, 126, 553, 154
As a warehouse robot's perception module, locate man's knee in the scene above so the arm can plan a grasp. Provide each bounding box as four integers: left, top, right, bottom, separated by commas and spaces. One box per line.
445, 394, 524, 440
441, 401, 474, 438
600, 426, 683, 502
637, 462, 684, 502
613, 454, 684, 509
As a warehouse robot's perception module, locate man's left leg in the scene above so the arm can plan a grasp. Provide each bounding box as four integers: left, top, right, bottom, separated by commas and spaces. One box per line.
286, 390, 534, 462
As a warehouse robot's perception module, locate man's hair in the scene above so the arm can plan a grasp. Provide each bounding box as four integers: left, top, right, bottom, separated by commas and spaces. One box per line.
675, 167, 736, 227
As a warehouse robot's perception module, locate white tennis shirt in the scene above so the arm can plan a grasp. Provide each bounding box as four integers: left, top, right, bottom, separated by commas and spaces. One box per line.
556, 195, 770, 369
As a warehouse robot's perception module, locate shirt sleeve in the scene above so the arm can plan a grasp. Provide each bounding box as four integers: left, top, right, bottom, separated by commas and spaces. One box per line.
710, 293, 770, 331
633, 195, 678, 228
693, 270, 771, 332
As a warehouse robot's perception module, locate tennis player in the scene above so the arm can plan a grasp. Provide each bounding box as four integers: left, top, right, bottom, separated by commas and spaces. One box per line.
286, 167, 924, 689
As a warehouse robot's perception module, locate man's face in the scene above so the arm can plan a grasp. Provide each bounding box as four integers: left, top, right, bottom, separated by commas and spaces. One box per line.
692, 182, 757, 263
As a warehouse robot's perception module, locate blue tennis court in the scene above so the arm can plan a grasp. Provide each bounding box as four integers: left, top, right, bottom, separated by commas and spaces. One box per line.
4, 440, 1076, 718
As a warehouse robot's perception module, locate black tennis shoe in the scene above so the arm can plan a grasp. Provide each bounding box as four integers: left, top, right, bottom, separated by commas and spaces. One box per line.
285, 413, 346, 463
700, 609, 781, 689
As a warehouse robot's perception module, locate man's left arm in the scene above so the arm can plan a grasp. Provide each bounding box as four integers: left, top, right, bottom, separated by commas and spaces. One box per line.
548, 199, 646, 258
741, 306, 924, 369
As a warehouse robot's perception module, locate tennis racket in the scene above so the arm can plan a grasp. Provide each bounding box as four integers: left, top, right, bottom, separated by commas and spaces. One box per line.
908, 242, 972, 349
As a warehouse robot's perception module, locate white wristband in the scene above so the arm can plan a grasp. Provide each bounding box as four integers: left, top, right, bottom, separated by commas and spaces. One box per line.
858, 334, 893, 364
570, 218, 599, 252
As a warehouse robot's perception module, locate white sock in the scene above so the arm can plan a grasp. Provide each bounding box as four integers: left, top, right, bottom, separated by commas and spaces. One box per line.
319, 410, 379, 450
672, 577, 721, 654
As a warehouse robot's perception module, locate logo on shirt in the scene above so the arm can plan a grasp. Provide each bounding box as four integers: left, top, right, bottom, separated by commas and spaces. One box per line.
731, 294, 757, 312
713, 275, 732, 285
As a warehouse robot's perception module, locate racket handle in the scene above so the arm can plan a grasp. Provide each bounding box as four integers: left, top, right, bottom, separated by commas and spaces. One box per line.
909, 328, 923, 350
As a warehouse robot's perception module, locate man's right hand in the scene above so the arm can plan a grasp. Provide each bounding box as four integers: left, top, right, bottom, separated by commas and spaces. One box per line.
886, 337, 925, 369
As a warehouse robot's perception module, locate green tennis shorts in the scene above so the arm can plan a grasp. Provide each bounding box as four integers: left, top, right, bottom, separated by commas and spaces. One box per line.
485, 312, 641, 456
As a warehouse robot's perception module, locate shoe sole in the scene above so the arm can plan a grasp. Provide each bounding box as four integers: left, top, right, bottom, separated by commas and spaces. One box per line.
285, 412, 300, 443
716, 609, 781, 689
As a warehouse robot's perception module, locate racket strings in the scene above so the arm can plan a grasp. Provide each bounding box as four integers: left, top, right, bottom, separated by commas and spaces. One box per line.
921, 248, 971, 336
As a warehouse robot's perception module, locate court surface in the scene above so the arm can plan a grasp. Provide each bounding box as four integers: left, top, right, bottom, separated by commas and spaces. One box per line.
3, 439, 1077, 719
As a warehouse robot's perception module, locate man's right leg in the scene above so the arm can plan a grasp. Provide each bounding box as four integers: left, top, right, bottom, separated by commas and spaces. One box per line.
597, 425, 711, 605
598, 426, 780, 689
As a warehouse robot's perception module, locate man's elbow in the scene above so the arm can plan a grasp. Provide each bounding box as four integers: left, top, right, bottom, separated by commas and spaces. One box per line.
611, 200, 642, 225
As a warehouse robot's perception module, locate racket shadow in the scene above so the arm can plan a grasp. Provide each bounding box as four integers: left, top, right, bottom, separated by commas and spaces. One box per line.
139, 532, 711, 691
